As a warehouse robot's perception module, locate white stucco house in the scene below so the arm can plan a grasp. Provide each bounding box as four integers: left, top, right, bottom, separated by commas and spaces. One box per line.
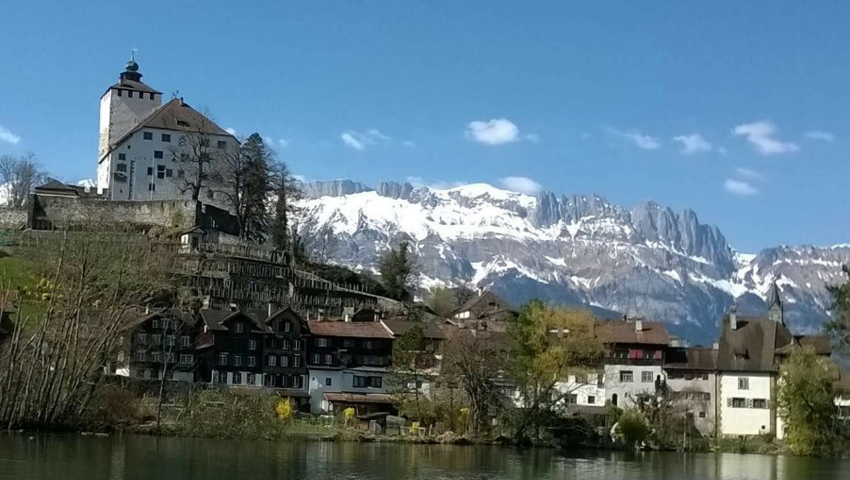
96, 57, 237, 202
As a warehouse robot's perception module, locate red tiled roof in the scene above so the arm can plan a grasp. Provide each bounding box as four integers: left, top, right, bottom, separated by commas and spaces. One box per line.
595, 320, 669, 345
307, 320, 393, 339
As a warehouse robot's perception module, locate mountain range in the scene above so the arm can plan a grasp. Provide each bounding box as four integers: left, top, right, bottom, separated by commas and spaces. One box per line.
294, 180, 850, 344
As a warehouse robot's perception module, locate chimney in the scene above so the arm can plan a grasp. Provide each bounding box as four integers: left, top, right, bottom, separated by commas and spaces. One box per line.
635, 320, 643, 332
267, 302, 274, 318
318, 309, 324, 322
713, 342, 719, 350
145, 304, 150, 315
228, 303, 238, 312
730, 305, 738, 331
344, 313, 351, 323
178, 96, 184, 106
374, 312, 380, 322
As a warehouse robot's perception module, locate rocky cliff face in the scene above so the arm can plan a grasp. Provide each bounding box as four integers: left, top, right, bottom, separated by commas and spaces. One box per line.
295, 180, 850, 343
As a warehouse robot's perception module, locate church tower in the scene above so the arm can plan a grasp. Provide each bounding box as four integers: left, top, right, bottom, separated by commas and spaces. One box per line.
97, 55, 162, 192
767, 281, 784, 324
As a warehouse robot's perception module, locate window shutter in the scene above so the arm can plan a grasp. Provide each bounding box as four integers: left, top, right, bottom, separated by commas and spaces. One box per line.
727, 398, 732, 407
765, 399, 771, 409
746, 398, 754, 408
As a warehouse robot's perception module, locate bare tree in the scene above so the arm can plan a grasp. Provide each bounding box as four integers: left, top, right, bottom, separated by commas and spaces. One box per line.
0, 153, 46, 208
171, 109, 223, 201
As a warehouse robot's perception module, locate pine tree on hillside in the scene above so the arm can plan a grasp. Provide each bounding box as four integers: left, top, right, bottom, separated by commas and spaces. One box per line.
270, 160, 302, 258
378, 242, 418, 301
825, 265, 850, 355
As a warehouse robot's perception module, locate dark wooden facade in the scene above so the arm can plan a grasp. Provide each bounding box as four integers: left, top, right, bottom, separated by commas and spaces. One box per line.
262, 307, 309, 389
195, 310, 266, 385
123, 310, 197, 381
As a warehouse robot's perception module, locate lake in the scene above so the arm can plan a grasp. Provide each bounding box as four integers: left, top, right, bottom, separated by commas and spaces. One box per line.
1, 433, 849, 480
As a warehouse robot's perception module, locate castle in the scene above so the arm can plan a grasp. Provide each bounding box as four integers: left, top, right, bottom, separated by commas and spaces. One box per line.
96, 56, 237, 203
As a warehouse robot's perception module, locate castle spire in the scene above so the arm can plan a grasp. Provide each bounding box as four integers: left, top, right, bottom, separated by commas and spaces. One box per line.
768, 280, 784, 324
120, 52, 142, 82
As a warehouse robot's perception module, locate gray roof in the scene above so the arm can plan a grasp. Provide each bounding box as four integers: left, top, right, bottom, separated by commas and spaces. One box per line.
664, 347, 717, 370
381, 319, 445, 339
106, 79, 162, 95
199, 309, 269, 333
717, 315, 794, 372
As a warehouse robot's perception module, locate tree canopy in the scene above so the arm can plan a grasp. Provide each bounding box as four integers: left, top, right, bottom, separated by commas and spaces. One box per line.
377, 242, 418, 301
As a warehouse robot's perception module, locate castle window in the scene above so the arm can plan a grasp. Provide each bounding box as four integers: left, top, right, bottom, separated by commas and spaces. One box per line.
154, 150, 164, 159
147, 167, 153, 176
149, 93, 155, 100
161, 134, 171, 143
157, 165, 165, 179
738, 377, 749, 390
148, 183, 155, 192
118, 153, 126, 160
217, 140, 227, 149
177, 169, 184, 178
143, 132, 153, 140
166, 169, 173, 178
117, 89, 122, 97
128, 91, 133, 98
116, 163, 127, 172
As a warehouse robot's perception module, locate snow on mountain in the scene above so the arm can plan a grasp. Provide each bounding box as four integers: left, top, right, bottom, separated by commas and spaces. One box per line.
76, 179, 97, 192
295, 180, 850, 343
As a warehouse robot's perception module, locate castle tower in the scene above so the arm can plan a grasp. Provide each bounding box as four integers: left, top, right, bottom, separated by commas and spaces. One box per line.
767, 281, 784, 324
97, 55, 162, 193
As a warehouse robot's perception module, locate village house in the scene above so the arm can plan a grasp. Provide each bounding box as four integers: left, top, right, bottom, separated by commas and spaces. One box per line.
117, 309, 197, 382
597, 319, 670, 409
380, 319, 446, 397
451, 290, 517, 323
261, 306, 311, 410
96, 57, 238, 203
195, 309, 267, 387
662, 346, 718, 436
716, 286, 832, 437
306, 320, 395, 415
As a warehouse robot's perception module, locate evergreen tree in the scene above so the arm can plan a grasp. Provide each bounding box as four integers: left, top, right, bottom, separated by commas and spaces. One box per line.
215, 132, 275, 241
270, 161, 302, 257
825, 265, 850, 356
378, 242, 418, 301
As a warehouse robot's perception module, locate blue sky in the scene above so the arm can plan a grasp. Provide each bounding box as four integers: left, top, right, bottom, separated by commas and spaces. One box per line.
1, 1, 849, 252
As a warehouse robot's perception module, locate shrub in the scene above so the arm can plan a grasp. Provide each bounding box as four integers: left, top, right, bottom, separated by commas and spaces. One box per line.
618, 409, 649, 448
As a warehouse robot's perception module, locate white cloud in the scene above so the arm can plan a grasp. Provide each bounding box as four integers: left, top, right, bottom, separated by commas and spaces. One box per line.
466, 118, 520, 145
672, 133, 712, 154
804, 130, 836, 142
340, 129, 390, 150
732, 120, 799, 155
605, 127, 660, 150
224, 127, 237, 136
499, 176, 543, 195
724, 179, 759, 196
734, 166, 765, 181
278, 138, 291, 148
0, 125, 21, 145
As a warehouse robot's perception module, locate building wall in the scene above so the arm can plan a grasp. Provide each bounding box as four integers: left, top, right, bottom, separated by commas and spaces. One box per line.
665, 369, 717, 437
719, 372, 773, 436
557, 373, 606, 407
308, 369, 342, 413
604, 364, 664, 408
0, 208, 26, 228
98, 87, 161, 162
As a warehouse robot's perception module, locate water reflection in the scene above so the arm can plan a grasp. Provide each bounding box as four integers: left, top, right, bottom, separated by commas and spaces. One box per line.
1, 433, 849, 480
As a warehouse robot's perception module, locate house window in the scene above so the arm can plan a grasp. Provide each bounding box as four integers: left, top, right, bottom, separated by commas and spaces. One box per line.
157, 164, 165, 179
181, 336, 191, 347
283, 321, 291, 332
151, 334, 162, 345
292, 356, 301, 367
324, 354, 333, 365
315, 338, 328, 347
235, 323, 244, 333
161, 134, 171, 142
354, 376, 367, 388
233, 355, 242, 367
343, 339, 356, 349
597, 374, 604, 388
177, 169, 184, 178
135, 351, 146, 362
281, 339, 290, 350
148, 183, 155, 192
364, 340, 374, 350
147, 167, 153, 176
247, 373, 255, 385
575, 374, 587, 384
166, 353, 175, 363
699, 411, 706, 418
179, 354, 193, 365
137, 333, 147, 344
732, 397, 746, 408
248, 356, 256, 367
293, 340, 301, 351
166, 169, 173, 178
217, 140, 227, 149
620, 371, 633, 382
641, 371, 653, 383
143, 132, 153, 140
152, 352, 162, 363
165, 335, 175, 346
218, 354, 228, 365
248, 339, 257, 350
154, 150, 164, 159
280, 356, 289, 367
152, 319, 159, 329
311, 354, 320, 364
587, 395, 596, 405
127, 91, 133, 98
268, 355, 277, 367
738, 377, 749, 390
371, 376, 383, 388
117, 89, 123, 97
233, 372, 242, 384
118, 153, 126, 160
753, 399, 767, 409
325, 377, 332, 386
116, 163, 127, 172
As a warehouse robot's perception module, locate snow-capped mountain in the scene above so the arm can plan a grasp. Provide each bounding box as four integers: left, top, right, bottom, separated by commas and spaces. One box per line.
294, 180, 850, 343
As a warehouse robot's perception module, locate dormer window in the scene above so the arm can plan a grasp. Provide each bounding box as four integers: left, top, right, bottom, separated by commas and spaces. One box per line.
235, 322, 244, 334
177, 120, 190, 127
127, 91, 133, 98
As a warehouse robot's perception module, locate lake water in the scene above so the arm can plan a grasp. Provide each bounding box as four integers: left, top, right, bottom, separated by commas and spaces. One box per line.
1, 433, 849, 480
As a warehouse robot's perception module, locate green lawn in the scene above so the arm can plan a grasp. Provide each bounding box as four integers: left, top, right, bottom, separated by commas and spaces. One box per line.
0, 254, 49, 325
